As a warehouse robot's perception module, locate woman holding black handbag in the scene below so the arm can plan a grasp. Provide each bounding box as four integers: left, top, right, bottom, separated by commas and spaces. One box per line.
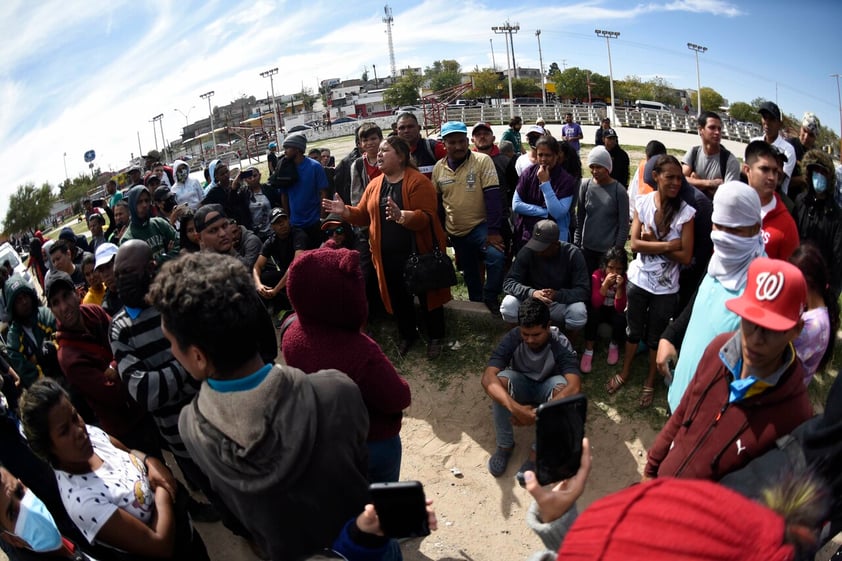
323, 136, 452, 359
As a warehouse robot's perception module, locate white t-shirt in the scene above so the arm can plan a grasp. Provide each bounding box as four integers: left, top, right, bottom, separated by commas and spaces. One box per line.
628, 192, 696, 295
56, 425, 154, 544
515, 153, 536, 176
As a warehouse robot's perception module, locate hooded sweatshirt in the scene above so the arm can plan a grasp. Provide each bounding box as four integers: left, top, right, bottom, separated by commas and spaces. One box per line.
170, 159, 205, 210
179, 365, 369, 561
121, 185, 180, 262
4, 275, 57, 387
282, 248, 411, 442
794, 149, 842, 298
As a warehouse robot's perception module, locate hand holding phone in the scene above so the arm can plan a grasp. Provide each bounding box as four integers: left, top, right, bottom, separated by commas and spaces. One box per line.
368, 481, 431, 538
535, 394, 587, 485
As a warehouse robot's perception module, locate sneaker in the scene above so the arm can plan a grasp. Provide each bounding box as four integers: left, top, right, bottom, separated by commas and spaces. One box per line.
580, 351, 593, 373
607, 344, 619, 365
515, 459, 536, 487
488, 447, 514, 477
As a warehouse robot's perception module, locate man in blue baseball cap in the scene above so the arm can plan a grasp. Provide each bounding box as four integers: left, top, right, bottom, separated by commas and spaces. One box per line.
432, 121, 506, 315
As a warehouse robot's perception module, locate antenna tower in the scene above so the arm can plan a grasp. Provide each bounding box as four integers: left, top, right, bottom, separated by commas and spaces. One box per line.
383, 5, 397, 78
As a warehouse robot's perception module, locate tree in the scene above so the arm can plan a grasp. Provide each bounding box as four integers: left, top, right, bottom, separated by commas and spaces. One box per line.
4, 183, 55, 234
616, 75, 652, 102
384, 70, 423, 107
511, 78, 541, 97
361, 69, 369, 82
547, 62, 560, 77
552, 67, 609, 102
728, 101, 759, 124
470, 68, 502, 99
699, 87, 724, 112
425, 59, 462, 92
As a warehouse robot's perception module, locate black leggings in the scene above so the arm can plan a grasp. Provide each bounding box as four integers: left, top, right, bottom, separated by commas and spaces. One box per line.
381, 251, 445, 341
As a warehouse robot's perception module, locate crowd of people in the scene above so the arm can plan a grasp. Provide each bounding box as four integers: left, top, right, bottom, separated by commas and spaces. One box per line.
0, 102, 839, 560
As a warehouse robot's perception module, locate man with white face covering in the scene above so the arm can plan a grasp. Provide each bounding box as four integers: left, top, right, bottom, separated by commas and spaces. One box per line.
656, 181, 765, 412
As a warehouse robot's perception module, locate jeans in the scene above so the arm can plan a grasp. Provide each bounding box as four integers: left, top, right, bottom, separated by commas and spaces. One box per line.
367, 435, 402, 483
500, 296, 587, 330
492, 369, 568, 448
451, 222, 505, 303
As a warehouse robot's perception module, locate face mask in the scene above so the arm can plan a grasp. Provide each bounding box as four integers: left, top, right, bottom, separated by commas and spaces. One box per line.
708, 230, 765, 290
812, 171, 827, 193
176, 167, 189, 183
14, 489, 62, 552
117, 271, 151, 308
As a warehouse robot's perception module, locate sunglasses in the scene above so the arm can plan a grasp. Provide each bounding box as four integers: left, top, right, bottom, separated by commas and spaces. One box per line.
325, 227, 345, 236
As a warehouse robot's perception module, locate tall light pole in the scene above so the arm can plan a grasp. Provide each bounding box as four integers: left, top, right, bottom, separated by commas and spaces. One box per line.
832, 74, 842, 154
595, 29, 620, 121
148, 118, 159, 151
63, 152, 68, 183
536, 29, 546, 105
490, 38, 496, 71
152, 114, 167, 161
687, 43, 707, 117
492, 23, 517, 118
200, 91, 216, 158
174, 105, 195, 126
260, 68, 281, 143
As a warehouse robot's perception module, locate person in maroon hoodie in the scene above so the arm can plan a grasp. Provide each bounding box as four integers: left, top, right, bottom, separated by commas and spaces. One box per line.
645, 257, 813, 481
282, 247, 411, 483
45, 271, 159, 456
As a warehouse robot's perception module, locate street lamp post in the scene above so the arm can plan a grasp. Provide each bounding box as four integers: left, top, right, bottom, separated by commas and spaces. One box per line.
260, 68, 281, 143
152, 114, 167, 161
174, 106, 195, 126
536, 29, 546, 106
595, 29, 620, 121
149, 118, 159, 152
492, 23, 518, 118
688, 43, 707, 117
63, 152, 68, 183
832, 74, 842, 155
200, 91, 217, 158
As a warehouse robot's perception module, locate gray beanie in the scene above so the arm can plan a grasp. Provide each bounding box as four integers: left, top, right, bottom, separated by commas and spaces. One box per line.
587, 145, 613, 173
282, 132, 307, 152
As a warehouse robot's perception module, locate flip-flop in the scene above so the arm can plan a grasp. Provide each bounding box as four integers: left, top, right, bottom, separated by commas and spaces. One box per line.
639, 386, 655, 408
606, 374, 626, 395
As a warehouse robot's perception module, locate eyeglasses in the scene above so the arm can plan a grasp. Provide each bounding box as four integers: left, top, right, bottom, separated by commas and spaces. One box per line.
325, 227, 345, 236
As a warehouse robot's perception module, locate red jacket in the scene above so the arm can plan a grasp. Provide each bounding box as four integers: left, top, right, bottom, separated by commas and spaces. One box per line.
56, 305, 146, 438
646, 331, 812, 480
762, 192, 799, 260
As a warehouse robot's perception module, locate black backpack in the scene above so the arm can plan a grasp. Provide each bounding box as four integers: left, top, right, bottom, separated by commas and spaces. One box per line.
268, 155, 299, 190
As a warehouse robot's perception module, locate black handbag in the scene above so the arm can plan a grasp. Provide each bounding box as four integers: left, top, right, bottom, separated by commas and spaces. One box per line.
403, 212, 457, 294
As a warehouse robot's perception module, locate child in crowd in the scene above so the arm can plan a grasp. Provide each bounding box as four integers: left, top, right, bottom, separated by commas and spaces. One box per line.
580, 247, 628, 373
608, 155, 695, 408
790, 243, 839, 385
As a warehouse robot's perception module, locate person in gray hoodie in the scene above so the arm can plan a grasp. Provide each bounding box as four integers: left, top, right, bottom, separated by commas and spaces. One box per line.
149, 252, 369, 561
170, 159, 204, 210
120, 185, 179, 263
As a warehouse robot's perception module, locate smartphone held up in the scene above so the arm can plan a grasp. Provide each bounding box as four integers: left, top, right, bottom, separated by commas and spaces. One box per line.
535, 393, 587, 485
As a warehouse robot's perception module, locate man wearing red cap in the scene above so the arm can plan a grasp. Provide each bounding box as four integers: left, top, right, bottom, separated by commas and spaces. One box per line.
646, 257, 813, 481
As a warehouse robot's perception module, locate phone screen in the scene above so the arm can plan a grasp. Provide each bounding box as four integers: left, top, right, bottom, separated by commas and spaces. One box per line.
535, 394, 587, 485
369, 481, 430, 538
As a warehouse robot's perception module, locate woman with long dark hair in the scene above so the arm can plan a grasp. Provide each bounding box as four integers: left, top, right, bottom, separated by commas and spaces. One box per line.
608, 155, 695, 408
27, 238, 47, 291
178, 212, 200, 254
323, 136, 452, 359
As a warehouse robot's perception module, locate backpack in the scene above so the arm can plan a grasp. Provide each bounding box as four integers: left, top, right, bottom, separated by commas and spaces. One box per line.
687, 145, 732, 180
268, 155, 299, 190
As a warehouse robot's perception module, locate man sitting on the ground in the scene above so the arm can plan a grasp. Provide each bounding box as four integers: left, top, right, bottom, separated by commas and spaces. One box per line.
148, 252, 369, 560
253, 207, 307, 315
501, 220, 588, 333
646, 257, 813, 481
482, 297, 581, 486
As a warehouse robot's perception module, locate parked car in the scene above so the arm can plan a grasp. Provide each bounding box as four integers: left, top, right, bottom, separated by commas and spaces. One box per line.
287, 125, 313, 133
393, 106, 421, 114
0, 242, 31, 283
332, 117, 358, 124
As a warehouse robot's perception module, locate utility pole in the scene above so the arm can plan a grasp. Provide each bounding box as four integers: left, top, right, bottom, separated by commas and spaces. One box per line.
200, 91, 217, 158
149, 118, 159, 151
687, 42, 707, 117
63, 152, 68, 182
152, 114, 166, 161
536, 29, 546, 105
832, 74, 842, 155
595, 29, 620, 121
383, 5, 397, 78
373, 64, 378, 86
260, 67, 281, 143
137, 131, 143, 157
490, 38, 497, 70
492, 23, 516, 118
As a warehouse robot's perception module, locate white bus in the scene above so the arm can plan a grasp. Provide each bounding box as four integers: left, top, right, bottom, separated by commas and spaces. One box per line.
634, 99, 669, 112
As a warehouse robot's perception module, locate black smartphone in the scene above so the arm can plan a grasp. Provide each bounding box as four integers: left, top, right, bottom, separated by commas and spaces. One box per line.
535, 393, 587, 485
369, 481, 430, 538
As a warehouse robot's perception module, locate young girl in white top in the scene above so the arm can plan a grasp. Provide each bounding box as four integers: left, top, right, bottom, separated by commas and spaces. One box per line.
606, 155, 695, 408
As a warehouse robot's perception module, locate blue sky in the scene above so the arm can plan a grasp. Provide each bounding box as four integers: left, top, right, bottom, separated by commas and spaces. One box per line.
1, 0, 840, 225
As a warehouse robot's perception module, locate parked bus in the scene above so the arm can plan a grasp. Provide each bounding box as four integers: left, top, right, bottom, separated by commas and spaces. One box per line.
634, 99, 669, 112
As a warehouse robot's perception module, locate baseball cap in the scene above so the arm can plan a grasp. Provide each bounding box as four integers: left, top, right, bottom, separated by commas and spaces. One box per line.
525, 125, 545, 136
58, 227, 76, 242
321, 213, 344, 230
153, 186, 174, 202
441, 121, 468, 137
603, 128, 618, 138
94, 243, 118, 270
801, 112, 820, 136
128, 165, 142, 174
471, 122, 493, 135
270, 207, 289, 224
758, 101, 782, 122
725, 257, 806, 331
87, 208, 106, 224
194, 204, 227, 233
45, 271, 75, 302
525, 220, 559, 252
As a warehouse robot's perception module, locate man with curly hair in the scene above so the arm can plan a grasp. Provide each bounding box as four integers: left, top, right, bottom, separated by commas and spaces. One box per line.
148, 252, 369, 560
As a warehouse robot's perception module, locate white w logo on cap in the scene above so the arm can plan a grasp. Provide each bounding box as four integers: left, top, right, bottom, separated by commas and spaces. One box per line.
755, 271, 784, 301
